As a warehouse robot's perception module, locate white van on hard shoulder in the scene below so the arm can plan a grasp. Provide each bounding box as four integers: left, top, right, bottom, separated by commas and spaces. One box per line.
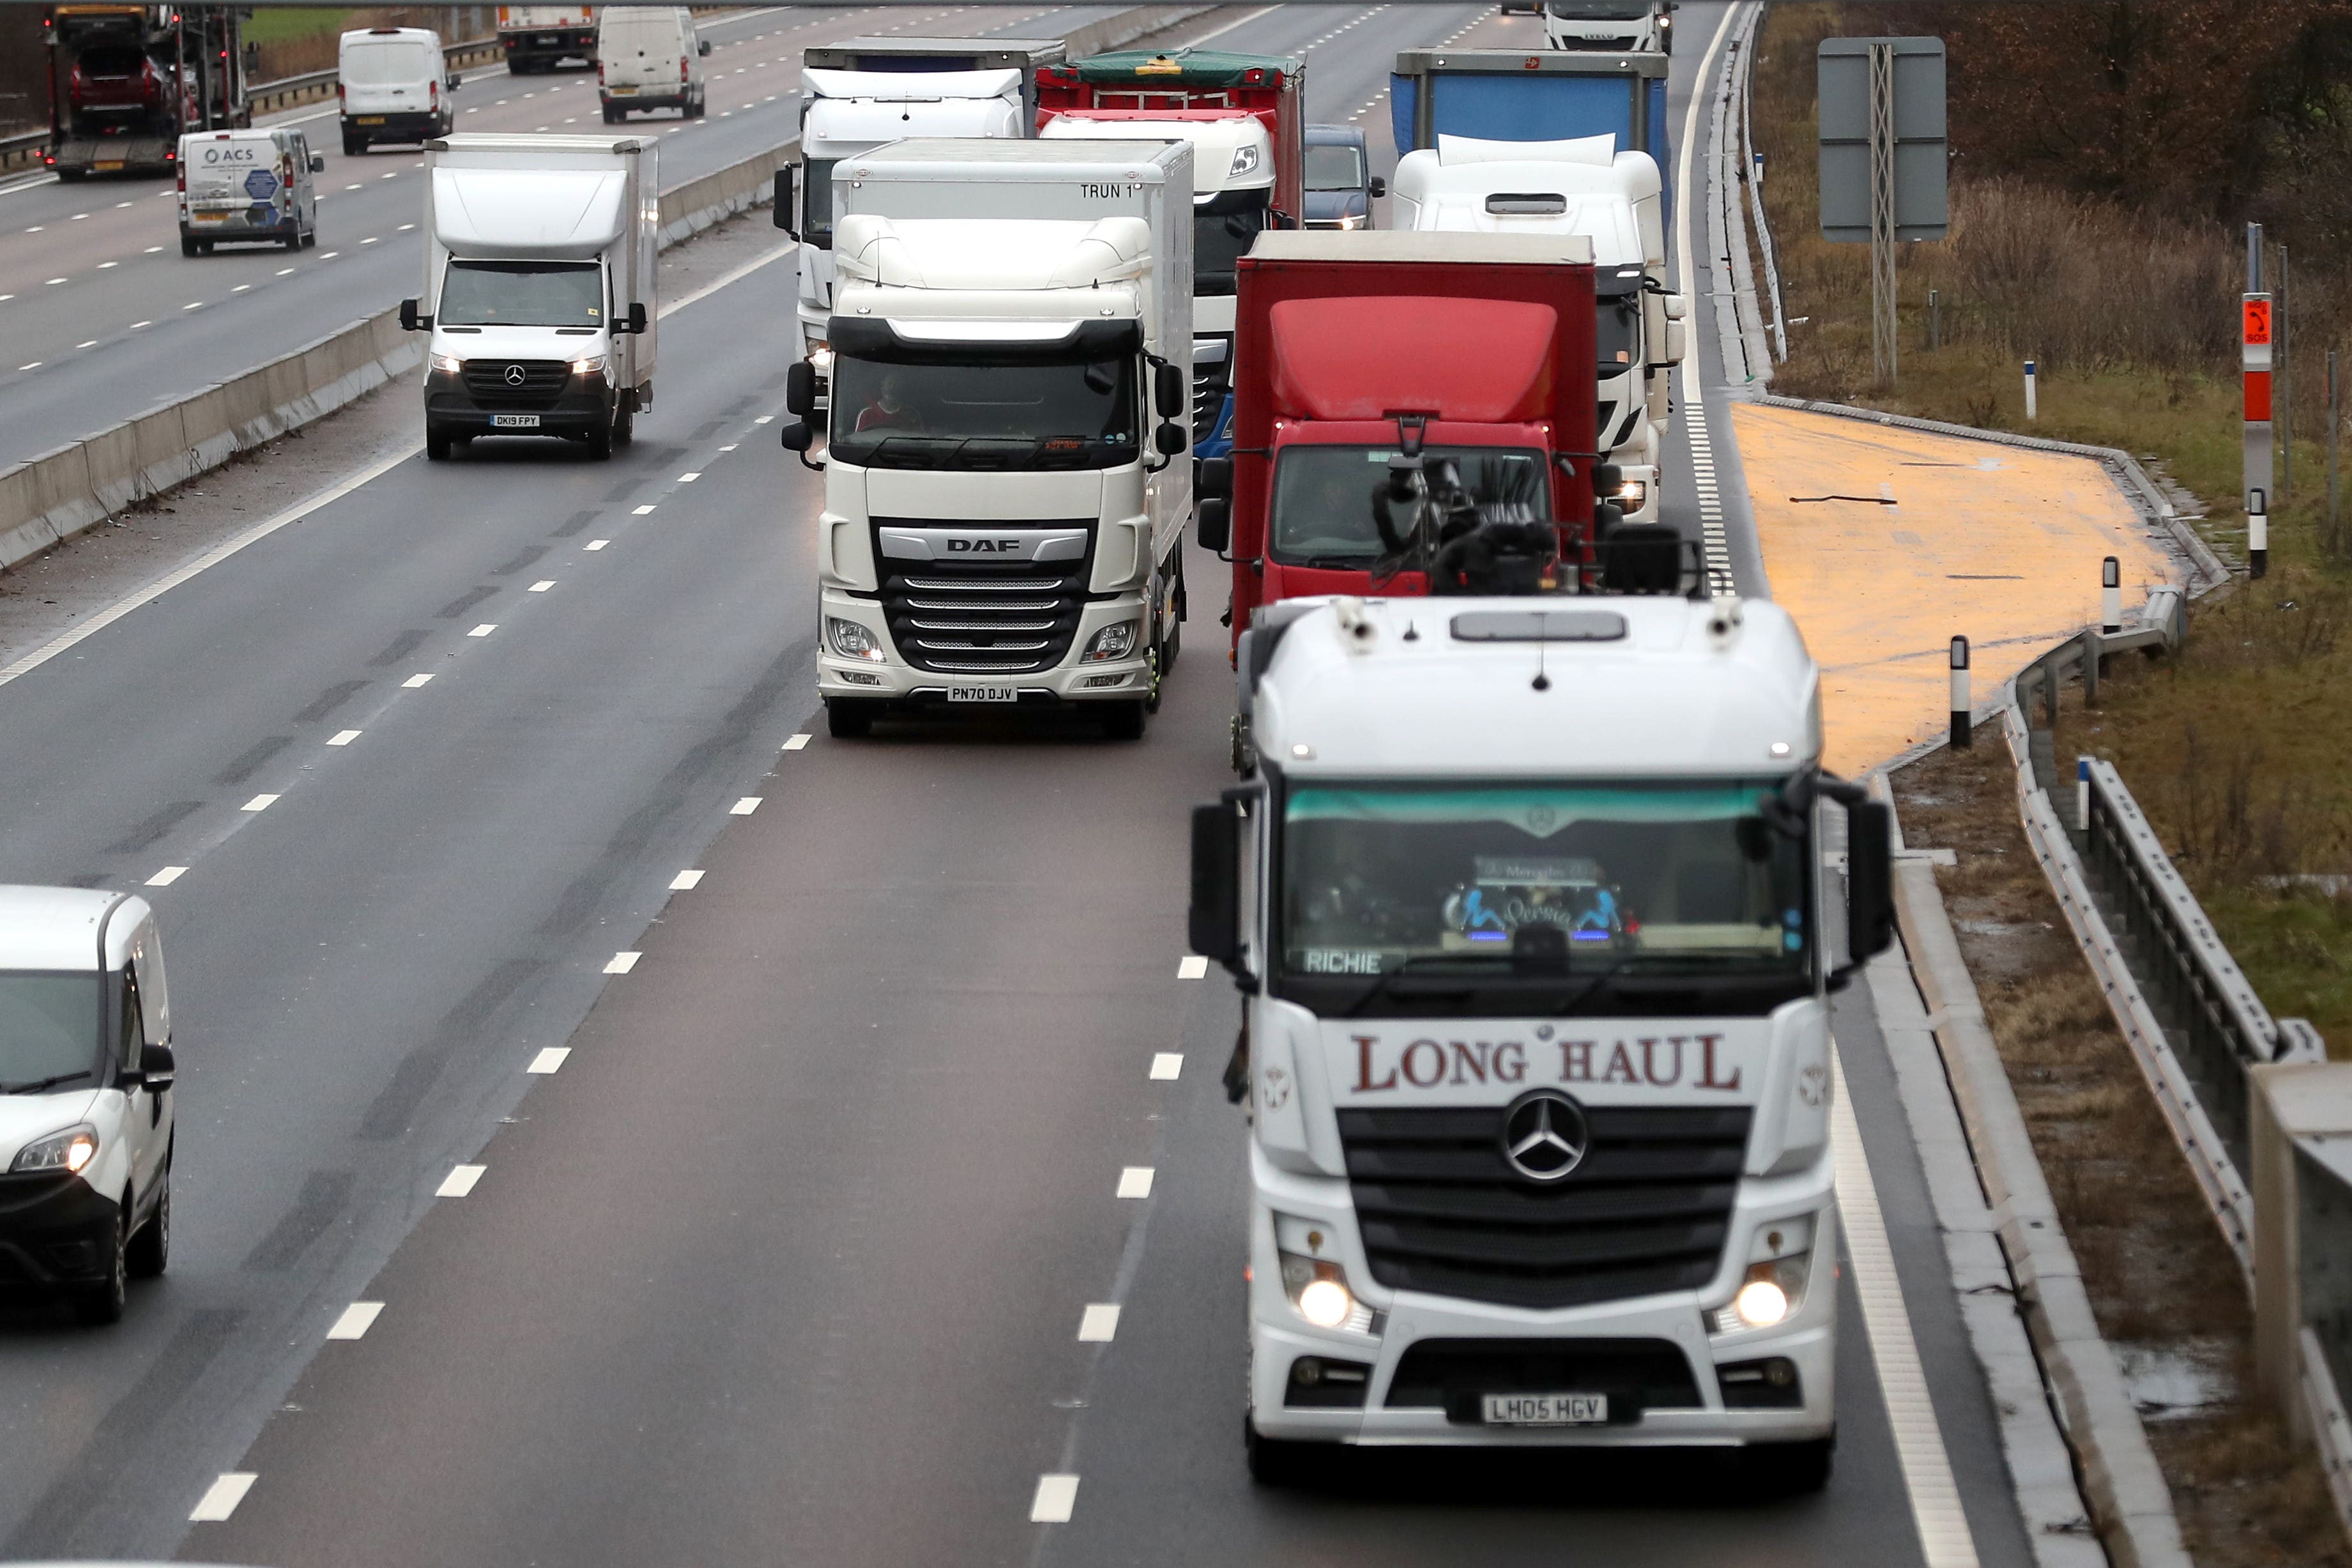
597, 6, 708, 123
0, 887, 176, 1327
177, 126, 321, 257
339, 26, 456, 155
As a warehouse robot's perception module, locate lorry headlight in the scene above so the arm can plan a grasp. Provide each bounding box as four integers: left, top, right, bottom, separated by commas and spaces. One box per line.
570, 354, 607, 377
1279, 1251, 1373, 1332
1714, 1222, 1815, 1334
1227, 143, 1262, 179
1616, 478, 1649, 512
430, 353, 464, 375
1081, 621, 1140, 663
11, 1124, 99, 1175
809, 342, 834, 375
827, 617, 886, 662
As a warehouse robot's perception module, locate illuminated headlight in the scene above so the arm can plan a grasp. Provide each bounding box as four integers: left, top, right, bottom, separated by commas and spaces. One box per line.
429, 352, 464, 374
1081, 620, 1140, 663
11, 1124, 98, 1175
1336, 213, 1366, 231
1227, 142, 1262, 179
1279, 1252, 1375, 1332
809, 342, 834, 374
1616, 478, 1649, 512
827, 617, 886, 662
1713, 1222, 1815, 1334
570, 354, 607, 377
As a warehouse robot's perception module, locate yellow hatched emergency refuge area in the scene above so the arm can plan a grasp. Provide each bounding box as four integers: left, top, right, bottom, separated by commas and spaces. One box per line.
1732, 404, 2178, 777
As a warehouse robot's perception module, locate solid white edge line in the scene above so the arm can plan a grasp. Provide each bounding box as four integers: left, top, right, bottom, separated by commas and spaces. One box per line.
326, 1300, 384, 1341
1029, 1473, 1080, 1523
188, 1472, 257, 1523
1832, 1046, 1982, 1568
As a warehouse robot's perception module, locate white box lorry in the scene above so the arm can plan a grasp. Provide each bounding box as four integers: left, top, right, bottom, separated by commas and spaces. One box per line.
1392, 133, 1686, 527
789, 38, 1066, 390
775, 138, 1195, 740
401, 133, 658, 462
1189, 590, 1895, 1489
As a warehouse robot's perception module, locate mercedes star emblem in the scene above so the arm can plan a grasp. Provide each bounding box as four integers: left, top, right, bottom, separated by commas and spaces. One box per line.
1500, 1088, 1590, 1183
505, 364, 527, 386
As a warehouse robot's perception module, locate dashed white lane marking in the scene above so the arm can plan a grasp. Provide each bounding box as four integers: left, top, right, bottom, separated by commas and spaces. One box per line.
585, 539, 609, 551
241, 793, 279, 812
468, 623, 496, 637
752, 415, 772, 425
1149, 1053, 1182, 1081
632, 503, 657, 515
1831, 1047, 1981, 1567
146, 866, 187, 887
731, 796, 761, 815
783, 733, 811, 751
529, 579, 554, 592
326, 1301, 383, 1340
1117, 1166, 1154, 1199
326, 729, 360, 746
604, 951, 641, 974
402, 672, 434, 688
189, 1472, 257, 1523
1177, 955, 1209, 979
1029, 1473, 1080, 1523
719, 443, 738, 452
671, 869, 705, 890
1078, 1303, 1120, 1342
528, 1047, 571, 1074
436, 1164, 485, 1198
678, 470, 701, 482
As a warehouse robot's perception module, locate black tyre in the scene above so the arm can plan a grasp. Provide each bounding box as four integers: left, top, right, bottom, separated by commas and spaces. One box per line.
1244, 1415, 1316, 1487
72, 1206, 129, 1326
1166, 556, 1185, 667
342, 134, 361, 156
1102, 699, 1147, 740
826, 698, 877, 739
1743, 1436, 1834, 1496
197, 241, 213, 255
586, 417, 613, 461
56, 167, 85, 183
602, 103, 619, 124
282, 230, 302, 252
425, 425, 453, 461
179, 234, 199, 257
127, 1161, 169, 1279
613, 399, 634, 447
302, 227, 317, 248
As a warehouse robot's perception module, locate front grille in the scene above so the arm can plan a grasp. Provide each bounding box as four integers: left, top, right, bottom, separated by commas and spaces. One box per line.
1338, 1105, 1750, 1311
1385, 1337, 1700, 1415
873, 521, 1094, 675
1193, 358, 1232, 445
462, 359, 570, 407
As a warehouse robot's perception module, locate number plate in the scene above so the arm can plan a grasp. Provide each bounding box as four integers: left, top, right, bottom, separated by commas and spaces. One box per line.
191, 211, 227, 223
947, 685, 1017, 704
608, 86, 636, 94
94, 160, 123, 171
1481, 1393, 1608, 1426
491, 413, 542, 429
356, 116, 387, 125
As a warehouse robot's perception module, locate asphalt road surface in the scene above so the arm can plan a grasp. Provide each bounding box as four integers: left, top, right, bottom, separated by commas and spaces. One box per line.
0, 5, 2042, 1565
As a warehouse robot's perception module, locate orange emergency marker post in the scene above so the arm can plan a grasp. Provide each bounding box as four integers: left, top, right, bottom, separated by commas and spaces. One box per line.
2246, 223, 2274, 581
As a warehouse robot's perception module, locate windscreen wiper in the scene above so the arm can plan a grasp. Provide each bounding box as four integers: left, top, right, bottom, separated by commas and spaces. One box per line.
1340, 952, 1516, 1018
3, 1069, 92, 1095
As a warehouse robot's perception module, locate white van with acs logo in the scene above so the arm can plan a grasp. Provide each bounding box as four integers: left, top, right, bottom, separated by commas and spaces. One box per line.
176, 126, 321, 257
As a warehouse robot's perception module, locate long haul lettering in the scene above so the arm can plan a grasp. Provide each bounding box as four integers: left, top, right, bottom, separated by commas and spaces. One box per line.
1351, 1034, 1739, 1093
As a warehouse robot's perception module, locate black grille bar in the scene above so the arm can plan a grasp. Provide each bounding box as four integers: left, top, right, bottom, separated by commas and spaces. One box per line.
871, 519, 1095, 676
462, 359, 571, 407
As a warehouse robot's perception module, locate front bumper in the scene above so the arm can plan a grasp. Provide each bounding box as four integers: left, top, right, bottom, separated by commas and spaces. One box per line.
1248, 1148, 1838, 1447
818, 588, 1150, 705
604, 89, 691, 112
0, 1171, 120, 1291
181, 210, 298, 240
425, 368, 613, 437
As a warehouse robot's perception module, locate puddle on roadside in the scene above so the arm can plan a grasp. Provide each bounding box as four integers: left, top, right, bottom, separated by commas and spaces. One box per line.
2114, 1339, 2234, 1421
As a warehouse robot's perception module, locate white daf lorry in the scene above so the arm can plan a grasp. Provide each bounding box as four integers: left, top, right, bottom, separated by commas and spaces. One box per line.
1391, 133, 1686, 527
1545, 1, 1675, 53
1188, 591, 1894, 1489
791, 38, 1066, 392
400, 133, 658, 462
775, 138, 1195, 740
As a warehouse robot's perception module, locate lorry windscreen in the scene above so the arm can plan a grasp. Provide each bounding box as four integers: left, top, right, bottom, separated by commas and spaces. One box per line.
0, 973, 101, 1094
802, 158, 837, 249
1276, 780, 1812, 1016
1598, 296, 1638, 375
439, 261, 604, 328
1546, 1, 1654, 17
829, 352, 1139, 470
1196, 190, 1272, 295
1271, 446, 1545, 565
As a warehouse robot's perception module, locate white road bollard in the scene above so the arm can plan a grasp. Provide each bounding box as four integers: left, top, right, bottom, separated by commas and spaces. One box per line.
2249, 487, 2270, 580
2077, 757, 2091, 833
1949, 636, 1971, 749
2024, 358, 2038, 421
2101, 556, 2122, 633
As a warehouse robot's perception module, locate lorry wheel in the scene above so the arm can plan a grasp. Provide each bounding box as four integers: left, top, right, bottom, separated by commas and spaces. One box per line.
1743, 1436, 1833, 1496
1102, 699, 1147, 741
1244, 1415, 1316, 1487
56, 167, 84, 183
72, 1206, 130, 1327
613, 401, 634, 446
586, 420, 613, 461
825, 699, 877, 739
127, 1161, 169, 1279
425, 425, 452, 462
179, 235, 199, 258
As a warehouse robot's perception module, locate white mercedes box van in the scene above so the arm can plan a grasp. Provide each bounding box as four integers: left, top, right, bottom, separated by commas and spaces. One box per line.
177, 126, 321, 256
598, 7, 708, 122
339, 26, 456, 155
0, 887, 176, 1326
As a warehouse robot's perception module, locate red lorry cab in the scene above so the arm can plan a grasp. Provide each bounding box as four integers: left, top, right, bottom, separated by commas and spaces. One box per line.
1036, 49, 1304, 227
1216, 231, 1601, 646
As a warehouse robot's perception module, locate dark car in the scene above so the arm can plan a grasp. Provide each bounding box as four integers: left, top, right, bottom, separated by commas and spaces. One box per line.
1303, 124, 1383, 231
69, 45, 169, 118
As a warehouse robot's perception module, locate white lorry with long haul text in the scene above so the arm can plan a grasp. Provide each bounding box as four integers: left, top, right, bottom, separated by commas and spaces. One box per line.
1393, 133, 1685, 527
401, 133, 658, 462
774, 138, 1196, 740
1188, 591, 1895, 1489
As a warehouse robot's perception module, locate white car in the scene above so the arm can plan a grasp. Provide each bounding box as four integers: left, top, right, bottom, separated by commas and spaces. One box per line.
0, 887, 176, 1325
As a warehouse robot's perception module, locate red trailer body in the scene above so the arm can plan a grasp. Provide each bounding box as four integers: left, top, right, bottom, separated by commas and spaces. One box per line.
1221, 231, 1601, 646
1035, 50, 1304, 226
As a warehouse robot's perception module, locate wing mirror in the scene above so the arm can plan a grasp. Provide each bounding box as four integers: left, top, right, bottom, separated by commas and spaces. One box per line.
1154, 422, 1186, 457
772, 167, 797, 234
123, 1043, 175, 1090
698, 39, 712, 56
1197, 457, 1233, 501
1197, 496, 1231, 554
625, 301, 649, 334
1154, 361, 1185, 419
779, 421, 813, 453
1188, 803, 1241, 967
786, 360, 816, 416
1369, 174, 1387, 199
447, 72, 462, 90
309, 153, 325, 173
399, 297, 431, 331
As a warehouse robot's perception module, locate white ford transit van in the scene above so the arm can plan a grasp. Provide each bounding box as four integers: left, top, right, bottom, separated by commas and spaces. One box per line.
598, 7, 708, 122
339, 26, 455, 155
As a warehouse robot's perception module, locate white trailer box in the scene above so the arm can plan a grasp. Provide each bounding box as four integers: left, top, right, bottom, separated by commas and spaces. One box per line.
404, 132, 657, 462
789, 138, 1195, 738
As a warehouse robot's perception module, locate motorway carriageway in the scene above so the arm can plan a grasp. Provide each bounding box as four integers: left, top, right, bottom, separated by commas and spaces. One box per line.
0, 1, 1134, 468
0, 4, 2042, 1565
